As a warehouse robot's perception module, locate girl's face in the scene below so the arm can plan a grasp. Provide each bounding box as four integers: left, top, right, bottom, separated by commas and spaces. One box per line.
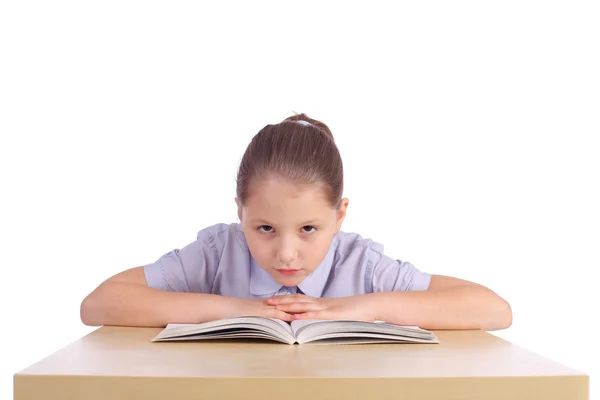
237, 176, 348, 287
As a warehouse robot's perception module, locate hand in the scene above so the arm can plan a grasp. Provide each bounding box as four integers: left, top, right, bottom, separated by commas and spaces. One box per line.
226, 297, 295, 322
266, 294, 377, 321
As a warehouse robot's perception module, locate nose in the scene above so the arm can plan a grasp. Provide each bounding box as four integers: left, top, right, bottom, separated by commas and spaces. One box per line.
277, 236, 298, 266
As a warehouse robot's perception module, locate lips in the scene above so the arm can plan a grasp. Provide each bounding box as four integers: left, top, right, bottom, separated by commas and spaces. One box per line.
276, 269, 301, 276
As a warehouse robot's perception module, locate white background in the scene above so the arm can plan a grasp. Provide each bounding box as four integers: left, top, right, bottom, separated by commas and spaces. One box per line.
1, 1, 598, 399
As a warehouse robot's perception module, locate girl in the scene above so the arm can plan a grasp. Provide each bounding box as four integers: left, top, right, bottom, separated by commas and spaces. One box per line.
80, 113, 512, 331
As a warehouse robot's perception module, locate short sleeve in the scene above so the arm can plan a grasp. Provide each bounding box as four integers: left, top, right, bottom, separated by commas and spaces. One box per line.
143, 226, 221, 293
369, 243, 431, 292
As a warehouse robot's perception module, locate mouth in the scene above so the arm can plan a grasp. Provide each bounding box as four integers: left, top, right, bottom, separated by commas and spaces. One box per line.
275, 269, 302, 276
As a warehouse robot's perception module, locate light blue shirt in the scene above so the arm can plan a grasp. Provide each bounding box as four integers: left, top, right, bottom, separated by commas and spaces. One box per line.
143, 223, 431, 297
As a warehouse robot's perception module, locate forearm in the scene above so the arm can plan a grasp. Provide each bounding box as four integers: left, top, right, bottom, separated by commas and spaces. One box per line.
370, 285, 512, 331
80, 282, 237, 327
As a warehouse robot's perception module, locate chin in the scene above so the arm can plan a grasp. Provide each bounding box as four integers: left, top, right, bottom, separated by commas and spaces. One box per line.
274, 275, 305, 287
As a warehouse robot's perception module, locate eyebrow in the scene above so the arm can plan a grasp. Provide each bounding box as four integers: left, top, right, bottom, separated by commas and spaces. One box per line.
249, 219, 321, 226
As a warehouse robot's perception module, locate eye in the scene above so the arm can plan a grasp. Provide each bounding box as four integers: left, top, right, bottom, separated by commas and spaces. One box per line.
258, 225, 274, 233
301, 225, 317, 234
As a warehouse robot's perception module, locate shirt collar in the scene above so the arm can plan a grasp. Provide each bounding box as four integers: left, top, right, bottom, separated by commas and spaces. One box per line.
249, 235, 338, 298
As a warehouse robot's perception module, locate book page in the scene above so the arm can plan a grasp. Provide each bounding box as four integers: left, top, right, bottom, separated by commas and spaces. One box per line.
289, 319, 324, 334
291, 320, 429, 334
297, 333, 438, 345
164, 317, 292, 333
290, 319, 387, 334
158, 331, 293, 344
271, 318, 294, 335
290, 319, 437, 344
153, 316, 294, 342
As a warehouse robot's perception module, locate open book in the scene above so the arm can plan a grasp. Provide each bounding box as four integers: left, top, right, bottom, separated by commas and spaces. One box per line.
151, 316, 439, 345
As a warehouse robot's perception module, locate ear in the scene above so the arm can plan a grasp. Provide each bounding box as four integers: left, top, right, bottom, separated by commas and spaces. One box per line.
335, 198, 349, 232
235, 197, 243, 222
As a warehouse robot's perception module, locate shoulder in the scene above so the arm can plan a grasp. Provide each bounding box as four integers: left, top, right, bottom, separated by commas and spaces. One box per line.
322, 230, 391, 294
333, 230, 431, 292
195, 222, 248, 254
334, 230, 385, 258
330, 230, 390, 273
144, 222, 249, 293
196, 222, 238, 241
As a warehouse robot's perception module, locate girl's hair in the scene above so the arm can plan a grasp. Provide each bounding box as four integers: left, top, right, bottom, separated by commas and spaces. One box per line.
236, 113, 343, 208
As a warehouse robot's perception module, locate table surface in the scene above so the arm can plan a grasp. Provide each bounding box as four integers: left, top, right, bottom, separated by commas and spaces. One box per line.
14, 326, 589, 400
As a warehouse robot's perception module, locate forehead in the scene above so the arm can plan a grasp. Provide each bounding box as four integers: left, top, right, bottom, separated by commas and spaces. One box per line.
244, 177, 333, 220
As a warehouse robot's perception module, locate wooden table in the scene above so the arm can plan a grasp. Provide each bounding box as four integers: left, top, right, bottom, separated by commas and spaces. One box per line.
14, 326, 588, 400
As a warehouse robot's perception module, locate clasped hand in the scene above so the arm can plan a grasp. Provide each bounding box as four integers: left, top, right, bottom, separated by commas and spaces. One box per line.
264, 294, 376, 321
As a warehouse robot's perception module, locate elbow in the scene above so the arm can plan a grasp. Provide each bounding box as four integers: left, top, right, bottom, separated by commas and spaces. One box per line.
80, 292, 104, 327
503, 299, 513, 328
484, 298, 513, 331
500, 299, 513, 329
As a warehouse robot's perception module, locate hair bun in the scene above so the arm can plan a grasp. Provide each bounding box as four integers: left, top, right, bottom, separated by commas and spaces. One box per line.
283, 113, 334, 139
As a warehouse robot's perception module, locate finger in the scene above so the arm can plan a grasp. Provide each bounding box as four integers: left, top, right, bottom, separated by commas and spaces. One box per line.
275, 302, 323, 313
267, 294, 314, 305
271, 309, 295, 322
267, 294, 312, 303
292, 311, 331, 320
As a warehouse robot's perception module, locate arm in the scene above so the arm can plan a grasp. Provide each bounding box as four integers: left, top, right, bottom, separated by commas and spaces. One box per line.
371, 275, 512, 330
80, 267, 234, 327
269, 275, 512, 331
80, 267, 293, 327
